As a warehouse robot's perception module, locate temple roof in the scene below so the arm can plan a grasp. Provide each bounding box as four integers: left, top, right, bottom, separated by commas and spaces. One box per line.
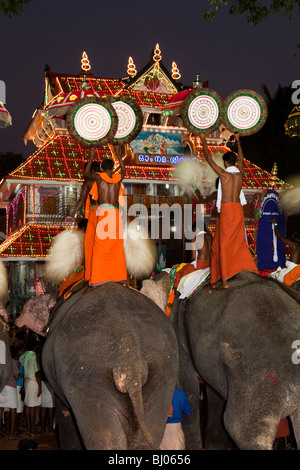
44, 47, 183, 111
0, 223, 63, 260
5, 134, 290, 191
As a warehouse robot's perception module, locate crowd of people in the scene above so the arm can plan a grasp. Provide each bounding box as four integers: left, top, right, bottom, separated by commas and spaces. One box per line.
0, 326, 55, 444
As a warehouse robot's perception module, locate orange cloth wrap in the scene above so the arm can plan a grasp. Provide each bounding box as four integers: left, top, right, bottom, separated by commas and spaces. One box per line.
86, 173, 125, 283
89, 206, 127, 286
173, 259, 210, 290
58, 266, 85, 297
210, 217, 221, 285
283, 264, 300, 286
84, 202, 97, 281
210, 202, 258, 285
84, 196, 90, 219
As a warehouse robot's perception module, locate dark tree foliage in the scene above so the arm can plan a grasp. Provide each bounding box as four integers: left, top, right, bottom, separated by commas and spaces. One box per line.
0, 0, 31, 17
205, 1, 300, 50
242, 84, 300, 181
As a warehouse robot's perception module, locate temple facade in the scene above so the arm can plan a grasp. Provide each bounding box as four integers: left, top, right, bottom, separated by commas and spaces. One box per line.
0, 45, 290, 315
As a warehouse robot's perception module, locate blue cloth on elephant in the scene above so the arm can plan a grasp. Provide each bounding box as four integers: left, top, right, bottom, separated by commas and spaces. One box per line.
167, 388, 191, 424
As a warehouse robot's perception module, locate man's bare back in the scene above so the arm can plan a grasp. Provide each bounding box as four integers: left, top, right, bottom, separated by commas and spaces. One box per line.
220, 172, 243, 203
84, 145, 126, 207
96, 176, 120, 207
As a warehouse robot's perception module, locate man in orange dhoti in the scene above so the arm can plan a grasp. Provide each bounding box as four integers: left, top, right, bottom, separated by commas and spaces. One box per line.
84, 147, 127, 287
72, 160, 101, 282
200, 132, 258, 288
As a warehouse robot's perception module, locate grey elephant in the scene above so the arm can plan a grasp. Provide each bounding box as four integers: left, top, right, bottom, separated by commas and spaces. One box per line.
16, 283, 179, 450
141, 270, 300, 450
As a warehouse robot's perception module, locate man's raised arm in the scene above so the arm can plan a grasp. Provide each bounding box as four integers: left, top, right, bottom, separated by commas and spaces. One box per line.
200, 132, 224, 177
235, 132, 244, 174
83, 148, 97, 180
116, 145, 126, 181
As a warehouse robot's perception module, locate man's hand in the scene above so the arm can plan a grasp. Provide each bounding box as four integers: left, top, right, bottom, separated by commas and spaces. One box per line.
199, 132, 206, 143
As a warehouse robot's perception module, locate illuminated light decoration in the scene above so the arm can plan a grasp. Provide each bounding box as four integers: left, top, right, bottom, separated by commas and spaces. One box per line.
8, 134, 109, 181
66, 97, 118, 148
7, 134, 291, 191
180, 88, 224, 134
224, 89, 268, 136
106, 95, 143, 145
0, 102, 12, 128
284, 106, 300, 138
124, 89, 170, 108
153, 43, 162, 64
129, 66, 177, 95
7, 187, 27, 235
81, 51, 91, 72
45, 90, 107, 119
134, 153, 204, 166
57, 75, 126, 96
171, 62, 181, 81
0, 223, 68, 258
54, 73, 172, 107
127, 57, 137, 77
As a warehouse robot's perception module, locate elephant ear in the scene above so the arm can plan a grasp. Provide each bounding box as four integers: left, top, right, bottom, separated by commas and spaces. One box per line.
44, 228, 84, 285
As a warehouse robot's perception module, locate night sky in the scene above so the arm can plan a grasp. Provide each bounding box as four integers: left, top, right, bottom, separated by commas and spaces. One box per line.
0, 0, 299, 159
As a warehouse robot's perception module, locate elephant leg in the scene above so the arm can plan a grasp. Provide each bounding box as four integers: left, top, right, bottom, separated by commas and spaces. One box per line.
289, 407, 300, 449
70, 398, 129, 450
223, 385, 281, 450
205, 385, 236, 450
55, 398, 83, 450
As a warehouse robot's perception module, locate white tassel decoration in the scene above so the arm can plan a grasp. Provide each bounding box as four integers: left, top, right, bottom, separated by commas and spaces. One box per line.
124, 219, 157, 278
175, 158, 223, 198
44, 229, 84, 285
279, 189, 300, 217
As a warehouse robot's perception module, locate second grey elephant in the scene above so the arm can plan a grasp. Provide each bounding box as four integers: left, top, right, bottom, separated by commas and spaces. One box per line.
142, 270, 300, 450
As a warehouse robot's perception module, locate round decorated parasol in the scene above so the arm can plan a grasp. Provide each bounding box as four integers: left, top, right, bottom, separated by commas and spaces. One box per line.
223, 89, 268, 136
45, 90, 108, 119
180, 88, 224, 135
66, 96, 118, 148
0, 102, 12, 129
105, 95, 144, 145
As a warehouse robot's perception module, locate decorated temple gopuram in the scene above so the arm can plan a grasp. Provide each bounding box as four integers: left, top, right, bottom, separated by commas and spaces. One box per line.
0, 45, 291, 314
